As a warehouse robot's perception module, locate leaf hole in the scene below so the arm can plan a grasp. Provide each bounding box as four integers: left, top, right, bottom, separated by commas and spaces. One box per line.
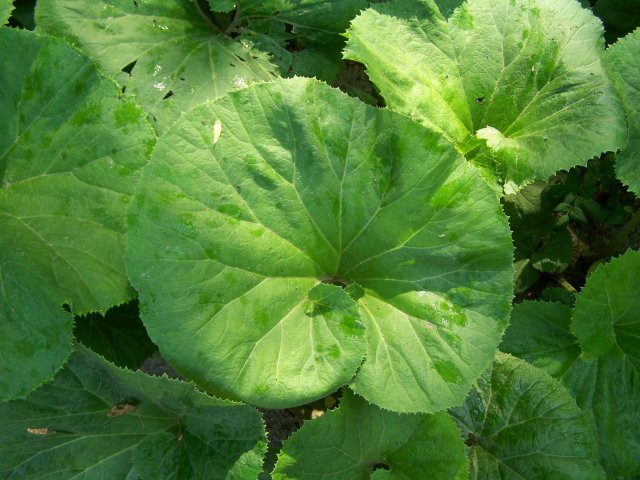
162, 90, 174, 100
475, 96, 485, 104
464, 432, 477, 446
121, 60, 137, 75
133, 0, 138, 6
372, 463, 390, 472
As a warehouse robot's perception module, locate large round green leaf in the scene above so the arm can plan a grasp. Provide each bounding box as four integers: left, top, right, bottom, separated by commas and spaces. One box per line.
273, 389, 467, 479
127, 77, 513, 412
571, 248, 640, 363
606, 28, 640, 196
0, 28, 154, 400
450, 352, 605, 479
0, 345, 266, 479
35, 0, 279, 133
502, 300, 640, 478
344, 0, 627, 192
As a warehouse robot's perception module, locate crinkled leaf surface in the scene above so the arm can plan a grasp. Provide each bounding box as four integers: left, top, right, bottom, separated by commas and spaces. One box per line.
450, 352, 605, 480
35, 0, 279, 133
344, 0, 627, 191
571, 249, 640, 363
0, 345, 267, 480
502, 301, 640, 478
606, 28, 640, 196
0, 28, 153, 400
126, 77, 514, 412
272, 389, 467, 480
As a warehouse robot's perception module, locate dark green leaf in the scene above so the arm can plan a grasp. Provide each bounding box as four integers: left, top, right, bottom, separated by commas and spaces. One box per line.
530, 228, 574, 273
273, 389, 467, 479
502, 300, 640, 478
0, 345, 267, 479
450, 352, 605, 479
74, 300, 157, 369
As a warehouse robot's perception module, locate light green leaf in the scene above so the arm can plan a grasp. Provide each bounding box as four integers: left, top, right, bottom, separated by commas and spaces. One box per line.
450, 352, 606, 480
571, 248, 640, 362
1, 0, 13, 24
126, 77, 514, 412
273, 389, 467, 480
0, 345, 267, 480
0, 28, 153, 400
344, 0, 627, 191
35, 0, 279, 133
502, 300, 640, 478
606, 28, 640, 196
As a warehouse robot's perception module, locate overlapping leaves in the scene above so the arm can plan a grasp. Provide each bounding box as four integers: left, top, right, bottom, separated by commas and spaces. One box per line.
126, 77, 514, 413
35, 0, 366, 132
0, 28, 154, 400
0, 345, 267, 479
450, 352, 606, 479
273, 389, 467, 479
345, 0, 627, 192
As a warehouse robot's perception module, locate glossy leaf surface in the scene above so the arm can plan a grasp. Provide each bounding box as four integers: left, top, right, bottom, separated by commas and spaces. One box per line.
126, 77, 514, 412
0, 28, 153, 400
606, 28, 640, 196
450, 352, 605, 479
503, 300, 640, 478
273, 389, 467, 479
0, 345, 267, 480
345, 0, 626, 191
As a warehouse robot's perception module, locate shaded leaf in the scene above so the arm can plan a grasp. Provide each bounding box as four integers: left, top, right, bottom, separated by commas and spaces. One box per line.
450, 352, 605, 479
594, 0, 640, 43
73, 300, 157, 370
273, 389, 467, 480
502, 300, 640, 478
0, 345, 267, 480
0, 28, 153, 400
345, 0, 627, 191
126, 77, 514, 412
530, 228, 573, 273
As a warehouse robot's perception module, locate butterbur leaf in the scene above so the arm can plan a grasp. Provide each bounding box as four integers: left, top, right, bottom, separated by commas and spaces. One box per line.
0, 28, 153, 400
503, 301, 640, 478
1, 0, 12, 24
126, 77, 514, 412
450, 352, 606, 480
0, 345, 267, 480
272, 389, 467, 480
606, 28, 640, 196
345, 0, 627, 191
35, 0, 278, 133
571, 249, 640, 364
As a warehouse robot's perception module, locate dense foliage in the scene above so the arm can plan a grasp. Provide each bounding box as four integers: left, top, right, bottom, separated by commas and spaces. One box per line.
1, 0, 638, 478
